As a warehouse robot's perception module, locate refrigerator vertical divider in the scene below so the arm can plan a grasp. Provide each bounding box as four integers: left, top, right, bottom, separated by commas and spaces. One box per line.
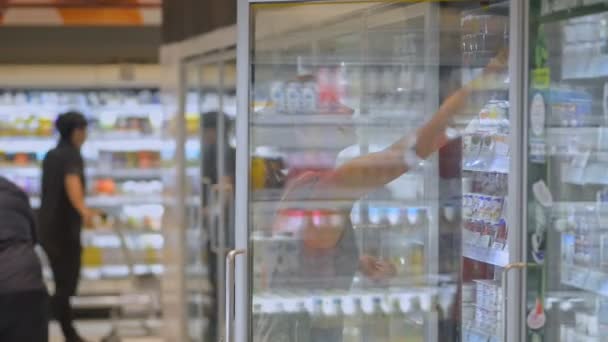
234, 1, 251, 342
176, 60, 190, 341
423, 3, 441, 342
507, 0, 529, 341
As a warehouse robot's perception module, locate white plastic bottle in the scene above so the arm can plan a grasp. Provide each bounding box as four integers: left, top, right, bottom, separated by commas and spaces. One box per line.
361, 297, 389, 342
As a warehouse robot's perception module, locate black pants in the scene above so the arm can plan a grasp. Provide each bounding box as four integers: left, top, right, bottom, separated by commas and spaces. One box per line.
0, 290, 49, 342
42, 242, 82, 340
208, 249, 219, 342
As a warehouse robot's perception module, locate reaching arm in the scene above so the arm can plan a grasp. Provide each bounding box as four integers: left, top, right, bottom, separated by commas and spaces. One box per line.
65, 173, 92, 223
318, 50, 508, 200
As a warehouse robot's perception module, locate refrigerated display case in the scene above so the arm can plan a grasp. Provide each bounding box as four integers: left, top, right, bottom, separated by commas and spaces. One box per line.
525, 1, 608, 341
230, 1, 521, 342
159, 22, 238, 340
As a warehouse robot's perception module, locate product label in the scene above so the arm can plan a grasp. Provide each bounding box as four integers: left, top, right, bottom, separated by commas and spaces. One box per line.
532, 68, 551, 89
530, 93, 546, 137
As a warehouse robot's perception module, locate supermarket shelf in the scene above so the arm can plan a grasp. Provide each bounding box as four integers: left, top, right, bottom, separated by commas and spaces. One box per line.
1, 136, 174, 153
92, 168, 164, 179
252, 285, 457, 315
561, 263, 608, 297
539, 2, 608, 23
30, 194, 163, 208
82, 230, 163, 249
0, 103, 161, 114
45, 276, 158, 296
70, 293, 155, 311
462, 243, 508, 267
80, 264, 163, 279
0, 165, 41, 176
2, 166, 165, 179
87, 194, 164, 206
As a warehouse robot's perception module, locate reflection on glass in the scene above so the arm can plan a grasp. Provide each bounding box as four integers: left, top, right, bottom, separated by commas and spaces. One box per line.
248, 2, 510, 342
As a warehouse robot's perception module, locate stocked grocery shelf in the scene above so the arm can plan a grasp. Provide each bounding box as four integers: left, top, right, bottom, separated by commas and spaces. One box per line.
82, 230, 163, 249
561, 264, 608, 297
462, 243, 508, 268
252, 285, 456, 315
539, 2, 608, 23
80, 264, 163, 279
1, 166, 166, 179
1, 136, 173, 153
30, 194, 163, 208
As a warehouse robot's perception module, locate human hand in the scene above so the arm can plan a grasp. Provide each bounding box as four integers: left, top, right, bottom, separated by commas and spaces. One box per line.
82, 208, 102, 228
483, 48, 509, 75
359, 255, 396, 281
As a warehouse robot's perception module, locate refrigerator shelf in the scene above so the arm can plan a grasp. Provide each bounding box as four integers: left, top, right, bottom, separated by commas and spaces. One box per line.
561, 264, 608, 297
252, 112, 424, 128
561, 162, 608, 185
252, 285, 456, 315
462, 243, 509, 267
540, 2, 608, 23
462, 156, 509, 174
251, 199, 431, 211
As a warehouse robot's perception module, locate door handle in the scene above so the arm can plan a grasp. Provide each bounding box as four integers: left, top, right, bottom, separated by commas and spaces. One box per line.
224, 249, 245, 342
501, 262, 539, 342
501, 262, 525, 342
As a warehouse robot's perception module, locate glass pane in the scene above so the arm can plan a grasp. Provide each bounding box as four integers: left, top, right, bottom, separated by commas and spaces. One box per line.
183, 62, 205, 341
248, 1, 511, 342
526, 1, 608, 341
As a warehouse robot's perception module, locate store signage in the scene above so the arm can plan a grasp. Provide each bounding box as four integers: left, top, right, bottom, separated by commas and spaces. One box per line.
0, 0, 161, 26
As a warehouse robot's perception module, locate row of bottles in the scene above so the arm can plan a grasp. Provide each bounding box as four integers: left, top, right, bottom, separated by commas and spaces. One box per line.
252, 292, 442, 342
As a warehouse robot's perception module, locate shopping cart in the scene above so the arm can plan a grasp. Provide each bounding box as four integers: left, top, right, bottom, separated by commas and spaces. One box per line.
99, 223, 161, 342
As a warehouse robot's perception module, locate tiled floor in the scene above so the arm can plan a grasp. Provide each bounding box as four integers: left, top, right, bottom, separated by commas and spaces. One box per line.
50, 320, 163, 342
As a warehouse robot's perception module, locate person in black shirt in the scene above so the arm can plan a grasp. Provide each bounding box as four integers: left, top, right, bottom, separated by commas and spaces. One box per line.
0, 176, 48, 342
39, 111, 95, 342
201, 111, 236, 342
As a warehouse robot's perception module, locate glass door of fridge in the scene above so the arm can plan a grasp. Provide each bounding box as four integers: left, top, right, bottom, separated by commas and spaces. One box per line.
181, 53, 238, 342
237, 1, 514, 342
181, 61, 208, 341
525, 1, 608, 341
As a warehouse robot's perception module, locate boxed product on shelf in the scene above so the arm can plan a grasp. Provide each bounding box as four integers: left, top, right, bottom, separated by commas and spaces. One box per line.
542, 88, 594, 127
97, 150, 161, 170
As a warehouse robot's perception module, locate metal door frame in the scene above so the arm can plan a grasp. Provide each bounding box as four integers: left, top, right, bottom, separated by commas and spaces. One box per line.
506, 0, 529, 341
179, 48, 237, 341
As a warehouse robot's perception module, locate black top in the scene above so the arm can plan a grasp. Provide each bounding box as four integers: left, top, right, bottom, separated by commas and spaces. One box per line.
38, 140, 85, 247
202, 143, 236, 185
201, 143, 236, 206
0, 177, 45, 294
